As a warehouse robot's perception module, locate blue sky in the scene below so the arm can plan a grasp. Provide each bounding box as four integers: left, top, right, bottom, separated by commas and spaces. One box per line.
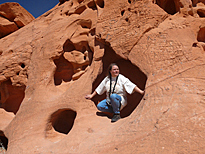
0, 0, 59, 18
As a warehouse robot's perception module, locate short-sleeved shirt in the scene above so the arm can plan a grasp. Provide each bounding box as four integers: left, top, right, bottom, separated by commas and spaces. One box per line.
95, 74, 136, 110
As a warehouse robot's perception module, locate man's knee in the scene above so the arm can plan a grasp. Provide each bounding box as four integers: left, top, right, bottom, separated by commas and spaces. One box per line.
110, 93, 118, 101
97, 103, 103, 111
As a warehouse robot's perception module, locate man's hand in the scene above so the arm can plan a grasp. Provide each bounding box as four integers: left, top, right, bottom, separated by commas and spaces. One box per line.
85, 94, 92, 100
85, 91, 97, 100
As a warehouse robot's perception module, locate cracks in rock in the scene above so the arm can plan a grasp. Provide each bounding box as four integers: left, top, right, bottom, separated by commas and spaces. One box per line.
128, 26, 154, 53
127, 15, 169, 55
146, 63, 205, 89
154, 108, 170, 129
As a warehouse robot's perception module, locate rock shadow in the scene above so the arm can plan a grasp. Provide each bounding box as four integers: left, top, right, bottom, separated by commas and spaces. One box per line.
0, 131, 8, 152
45, 108, 77, 142
54, 55, 74, 86
47, 109, 76, 134
92, 43, 147, 118
155, 0, 177, 15
54, 37, 93, 86
0, 79, 25, 114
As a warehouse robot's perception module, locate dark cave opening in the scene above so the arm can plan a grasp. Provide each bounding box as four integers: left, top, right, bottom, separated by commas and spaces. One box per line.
54, 55, 74, 86
156, 0, 177, 15
197, 27, 205, 42
0, 131, 8, 151
49, 109, 77, 135
92, 42, 147, 118
0, 80, 25, 114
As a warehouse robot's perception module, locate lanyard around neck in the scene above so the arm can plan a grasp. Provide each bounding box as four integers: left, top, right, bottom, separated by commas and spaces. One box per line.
109, 75, 119, 97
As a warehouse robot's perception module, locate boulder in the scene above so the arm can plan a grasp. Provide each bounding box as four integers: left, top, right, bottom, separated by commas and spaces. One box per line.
0, 2, 35, 38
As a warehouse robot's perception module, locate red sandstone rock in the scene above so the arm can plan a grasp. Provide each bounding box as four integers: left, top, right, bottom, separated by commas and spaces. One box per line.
0, 0, 205, 153
0, 2, 34, 38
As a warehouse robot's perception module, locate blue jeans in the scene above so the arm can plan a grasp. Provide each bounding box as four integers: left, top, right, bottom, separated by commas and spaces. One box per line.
97, 94, 122, 114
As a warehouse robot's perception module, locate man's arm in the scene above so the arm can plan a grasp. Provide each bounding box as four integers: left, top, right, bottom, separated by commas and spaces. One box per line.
134, 86, 145, 95
85, 91, 97, 100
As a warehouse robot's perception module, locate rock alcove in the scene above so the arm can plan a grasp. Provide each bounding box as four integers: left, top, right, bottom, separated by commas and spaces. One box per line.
92, 42, 147, 118
0, 131, 8, 152
0, 79, 25, 114
45, 109, 77, 142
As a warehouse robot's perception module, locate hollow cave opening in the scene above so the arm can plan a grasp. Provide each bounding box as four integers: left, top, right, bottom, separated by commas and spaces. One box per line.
87, 1, 97, 10
197, 27, 205, 42
49, 109, 77, 135
0, 131, 8, 151
0, 80, 25, 114
96, 0, 104, 8
78, 0, 84, 4
20, 63, 25, 68
121, 10, 125, 16
54, 55, 74, 86
74, 5, 86, 15
79, 19, 92, 29
92, 42, 147, 118
197, 9, 205, 17
156, 0, 177, 15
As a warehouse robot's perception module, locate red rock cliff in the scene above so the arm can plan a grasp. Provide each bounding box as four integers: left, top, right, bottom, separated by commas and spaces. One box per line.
0, 0, 205, 153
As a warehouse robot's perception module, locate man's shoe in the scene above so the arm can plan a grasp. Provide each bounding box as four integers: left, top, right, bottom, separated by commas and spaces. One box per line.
111, 114, 121, 122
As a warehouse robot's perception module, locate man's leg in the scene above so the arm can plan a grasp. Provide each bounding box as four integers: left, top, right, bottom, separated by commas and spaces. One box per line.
97, 99, 114, 113
110, 94, 122, 122
110, 94, 121, 114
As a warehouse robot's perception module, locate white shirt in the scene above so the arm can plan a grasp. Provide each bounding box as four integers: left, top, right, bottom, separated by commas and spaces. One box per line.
95, 74, 136, 110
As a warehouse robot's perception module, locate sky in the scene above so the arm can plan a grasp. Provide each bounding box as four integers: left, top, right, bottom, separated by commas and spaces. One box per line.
0, 0, 59, 18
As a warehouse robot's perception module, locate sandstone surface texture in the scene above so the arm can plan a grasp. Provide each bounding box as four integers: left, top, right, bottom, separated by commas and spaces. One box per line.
0, 0, 205, 153
0, 2, 35, 39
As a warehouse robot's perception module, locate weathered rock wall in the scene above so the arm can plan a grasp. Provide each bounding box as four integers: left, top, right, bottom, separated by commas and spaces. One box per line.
0, 0, 205, 153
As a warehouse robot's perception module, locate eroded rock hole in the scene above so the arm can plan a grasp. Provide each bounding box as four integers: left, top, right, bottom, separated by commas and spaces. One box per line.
0, 131, 8, 151
90, 28, 96, 36
156, 0, 177, 15
96, 0, 104, 8
78, 0, 84, 3
128, 0, 132, 4
20, 63, 25, 68
59, 0, 69, 5
0, 80, 25, 114
197, 9, 205, 17
87, 1, 97, 10
79, 19, 92, 29
50, 109, 76, 134
54, 55, 74, 86
63, 40, 75, 52
192, 42, 197, 47
92, 42, 147, 118
197, 27, 205, 42
121, 10, 125, 16
74, 5, 86, 14
62, 39, 93, 81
